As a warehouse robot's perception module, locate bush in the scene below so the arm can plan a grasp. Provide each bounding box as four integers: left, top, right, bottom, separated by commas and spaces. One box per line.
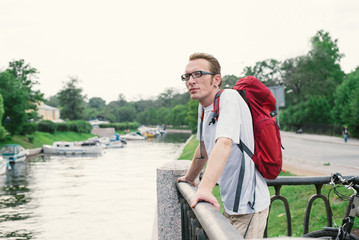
56, 123, 69, 132
63, 120, 92, 133
99, 121, 139, 131
20, 122, 38, 135
38, 120, 57, 133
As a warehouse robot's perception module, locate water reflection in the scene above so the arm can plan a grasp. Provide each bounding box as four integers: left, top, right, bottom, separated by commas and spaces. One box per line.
0, 132, 191, 240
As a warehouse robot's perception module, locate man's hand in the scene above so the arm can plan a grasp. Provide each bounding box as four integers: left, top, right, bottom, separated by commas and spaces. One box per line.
177, 175, 196, 187
190, 190, 221, 211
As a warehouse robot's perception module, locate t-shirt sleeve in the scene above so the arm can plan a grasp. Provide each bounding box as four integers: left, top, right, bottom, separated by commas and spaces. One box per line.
215, 90, 241, 144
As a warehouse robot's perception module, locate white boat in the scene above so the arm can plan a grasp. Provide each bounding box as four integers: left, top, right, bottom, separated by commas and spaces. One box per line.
91, 134, 126, 149
107, 140, 124, 148
138, 125, 167, 137
108, 133, 126, 148
0, 156, 7, 175
121, 132, 147, 140
1, 144, 29, 163
43, 141, 103, 155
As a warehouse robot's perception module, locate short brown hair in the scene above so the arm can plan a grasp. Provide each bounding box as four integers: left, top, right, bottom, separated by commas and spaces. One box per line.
189, 53, 222, 87
189, 53, 221, 76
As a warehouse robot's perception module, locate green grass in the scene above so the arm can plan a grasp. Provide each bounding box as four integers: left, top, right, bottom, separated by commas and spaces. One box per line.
178, 135, 199, 160
0, 131, 96, 149
177, 134, 359, 237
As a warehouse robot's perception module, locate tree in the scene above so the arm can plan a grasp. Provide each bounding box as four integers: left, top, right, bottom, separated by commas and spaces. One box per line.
165, 104, 187, 127
0, 94, 6, 140
158, 88, 175, 108
47, 94, 60, 107
185, 99, 199, 133
242, 59, 283, 86
282, 30, 344, 106
115, 105, 137, 122
88, 97, 106, 109
156, 107, 170, 125
332, 67, 359, 136
58, 77, 86, 120
0, 60, 44, 134
222, 75, 240, 88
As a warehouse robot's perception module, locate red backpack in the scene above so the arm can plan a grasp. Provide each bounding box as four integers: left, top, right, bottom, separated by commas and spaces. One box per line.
212, 76, 283, 180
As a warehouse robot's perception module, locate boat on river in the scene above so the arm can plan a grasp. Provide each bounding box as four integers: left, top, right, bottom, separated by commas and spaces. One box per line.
121, 132, 147, 140
43, 141, 103, 155
89, 134, 127, 149
0, 155, 7, 175
1, 144, 29, 163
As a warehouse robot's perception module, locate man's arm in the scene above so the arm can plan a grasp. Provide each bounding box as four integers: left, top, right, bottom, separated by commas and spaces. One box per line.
190, 137, 232, 210
177, 142, 208, 186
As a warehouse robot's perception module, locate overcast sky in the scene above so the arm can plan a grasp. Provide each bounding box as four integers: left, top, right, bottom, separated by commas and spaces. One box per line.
1, 0, 358, 103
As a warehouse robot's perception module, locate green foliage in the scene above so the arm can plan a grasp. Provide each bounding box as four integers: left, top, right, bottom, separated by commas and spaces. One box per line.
177, 134, 199, 160
0, 60, 44, 135
282, 30, 344, 107
185, 99, 199, 133
46, 94, 60, 107
242, 59, 283, 86
58, 77, 86, 120
37, 120, 92, 134
88, 97, 106, 109
221, 75, 240, 88
38, 120, 57, 133
281, 96, 333, 132
56, 122, 69, 132
20, 122, 38, 135
165, 104, 187, 127
0, 94, 6, 140
156, 107, 170, 125
99, 121, 139, 131
332, 67, 359, 136
67, 120, 92, 133
0, 131, 95, 149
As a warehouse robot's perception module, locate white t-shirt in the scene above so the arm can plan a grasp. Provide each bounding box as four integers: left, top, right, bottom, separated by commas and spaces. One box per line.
197, 89, 270, 215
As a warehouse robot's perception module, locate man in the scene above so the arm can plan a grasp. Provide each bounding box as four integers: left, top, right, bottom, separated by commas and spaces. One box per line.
177, 53, 270, 238
343, 125, 350, 142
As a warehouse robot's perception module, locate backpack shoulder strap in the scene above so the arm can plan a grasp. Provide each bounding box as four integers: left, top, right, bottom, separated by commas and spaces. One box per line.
198, 107, 205, 159
210, 89, 224, 125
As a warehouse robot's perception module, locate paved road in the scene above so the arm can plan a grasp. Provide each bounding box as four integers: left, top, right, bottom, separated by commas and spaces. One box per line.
280, 131, 359, 176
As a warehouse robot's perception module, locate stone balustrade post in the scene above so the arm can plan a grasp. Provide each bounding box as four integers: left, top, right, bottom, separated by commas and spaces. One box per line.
155, 160, 193, 240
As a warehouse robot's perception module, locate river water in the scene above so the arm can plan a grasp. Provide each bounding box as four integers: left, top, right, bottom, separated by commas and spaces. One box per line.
0, 132, 191, 240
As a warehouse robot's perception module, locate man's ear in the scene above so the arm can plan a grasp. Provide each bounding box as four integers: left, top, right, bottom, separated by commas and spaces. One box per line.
213, 74, 222, 87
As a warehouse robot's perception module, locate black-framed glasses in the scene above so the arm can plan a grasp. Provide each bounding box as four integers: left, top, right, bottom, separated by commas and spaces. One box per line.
181, 70, 216, 81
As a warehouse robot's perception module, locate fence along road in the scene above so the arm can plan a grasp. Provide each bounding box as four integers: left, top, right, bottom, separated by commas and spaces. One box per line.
280, 131, 359, 176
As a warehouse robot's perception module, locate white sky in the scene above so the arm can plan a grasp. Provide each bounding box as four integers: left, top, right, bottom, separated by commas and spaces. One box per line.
0, 0, 358, 103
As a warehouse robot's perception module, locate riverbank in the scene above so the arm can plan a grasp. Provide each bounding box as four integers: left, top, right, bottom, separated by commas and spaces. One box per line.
0, 131, 96, 149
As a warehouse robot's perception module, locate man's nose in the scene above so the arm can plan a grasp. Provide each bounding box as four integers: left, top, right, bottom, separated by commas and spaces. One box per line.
187, 74, 196, 83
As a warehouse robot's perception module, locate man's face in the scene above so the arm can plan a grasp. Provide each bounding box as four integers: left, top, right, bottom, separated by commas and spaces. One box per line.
184, 59, 217, 103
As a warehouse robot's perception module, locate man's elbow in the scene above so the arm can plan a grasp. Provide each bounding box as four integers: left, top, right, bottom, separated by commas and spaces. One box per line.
216, 137, 233, 150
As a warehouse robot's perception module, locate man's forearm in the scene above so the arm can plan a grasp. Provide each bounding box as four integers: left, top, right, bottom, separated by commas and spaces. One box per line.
185, 143, 208, 181
198, 137, 232, 192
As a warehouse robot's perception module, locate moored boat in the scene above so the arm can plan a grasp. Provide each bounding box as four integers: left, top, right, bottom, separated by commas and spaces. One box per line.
1, 144, 29, 163
0, 156, 7, 175
121, 132, 147, 140
43, 141, 103, 155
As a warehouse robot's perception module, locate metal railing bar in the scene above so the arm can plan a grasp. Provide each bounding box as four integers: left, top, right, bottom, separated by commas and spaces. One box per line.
176, 181, 243, 240
266, 176, 354, 186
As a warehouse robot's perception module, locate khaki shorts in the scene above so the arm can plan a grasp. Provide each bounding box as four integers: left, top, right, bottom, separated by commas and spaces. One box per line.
224, 207, 269, 239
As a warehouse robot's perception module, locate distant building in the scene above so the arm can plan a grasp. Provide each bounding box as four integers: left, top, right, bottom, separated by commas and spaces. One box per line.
38, 102, 61, 122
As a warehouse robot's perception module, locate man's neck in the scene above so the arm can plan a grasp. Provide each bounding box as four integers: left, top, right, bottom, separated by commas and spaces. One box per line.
199, 89, 220, 108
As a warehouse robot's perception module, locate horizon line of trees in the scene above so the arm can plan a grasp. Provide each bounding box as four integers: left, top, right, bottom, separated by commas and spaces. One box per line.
0, 29, 358, 140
